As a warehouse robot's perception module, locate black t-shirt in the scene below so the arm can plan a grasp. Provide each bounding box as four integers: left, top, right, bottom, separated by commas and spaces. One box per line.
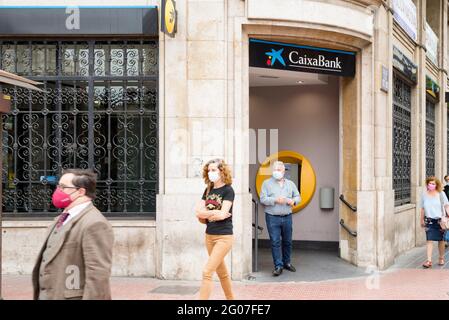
201, 185, 235, 235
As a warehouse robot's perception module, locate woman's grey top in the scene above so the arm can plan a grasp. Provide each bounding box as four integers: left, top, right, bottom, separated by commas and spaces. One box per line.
420, 191, 449, 219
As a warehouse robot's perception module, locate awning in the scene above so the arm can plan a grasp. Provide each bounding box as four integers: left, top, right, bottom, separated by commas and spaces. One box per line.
0, 70, 44, 91
426, 75, 440, 100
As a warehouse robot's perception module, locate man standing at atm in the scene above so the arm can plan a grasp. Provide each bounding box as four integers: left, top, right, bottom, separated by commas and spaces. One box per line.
260, 161, 301, 276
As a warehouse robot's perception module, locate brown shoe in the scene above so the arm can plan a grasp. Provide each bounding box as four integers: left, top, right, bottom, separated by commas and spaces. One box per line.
423, 260, 432, 268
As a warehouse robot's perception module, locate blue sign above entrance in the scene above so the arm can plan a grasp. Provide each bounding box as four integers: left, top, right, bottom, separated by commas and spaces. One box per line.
249, 38, 356, 77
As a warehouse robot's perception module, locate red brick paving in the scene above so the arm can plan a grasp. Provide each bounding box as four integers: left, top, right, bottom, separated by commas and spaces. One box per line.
3, 268, 449, 300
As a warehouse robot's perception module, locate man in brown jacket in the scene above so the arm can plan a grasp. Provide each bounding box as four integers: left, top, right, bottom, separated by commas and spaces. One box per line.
32, 169, 114, 300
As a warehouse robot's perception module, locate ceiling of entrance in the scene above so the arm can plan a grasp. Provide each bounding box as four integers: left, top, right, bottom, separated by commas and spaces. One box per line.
249, 67, 329, 87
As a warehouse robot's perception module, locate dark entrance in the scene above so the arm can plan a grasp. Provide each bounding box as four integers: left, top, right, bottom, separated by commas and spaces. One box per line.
0, 40, 158, 217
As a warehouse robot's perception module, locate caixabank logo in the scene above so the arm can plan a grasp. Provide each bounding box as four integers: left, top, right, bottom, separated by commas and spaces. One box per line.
250, 38, 356, 77
265, 48, 286, 67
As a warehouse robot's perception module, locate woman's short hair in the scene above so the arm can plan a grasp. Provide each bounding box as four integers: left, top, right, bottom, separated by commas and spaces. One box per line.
426, 176, 442, 192
202, 158, 232, 186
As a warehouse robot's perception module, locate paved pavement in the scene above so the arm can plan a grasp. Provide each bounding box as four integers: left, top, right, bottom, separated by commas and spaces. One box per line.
3, 246, 449, 300
250, 246, 367, 282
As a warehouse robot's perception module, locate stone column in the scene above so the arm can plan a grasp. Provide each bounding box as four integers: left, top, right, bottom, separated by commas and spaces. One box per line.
423, 0, 444, 181
434, 0, 448, 180
372, 4, 396, 269
356, 28, 377, 268
415, 0, 427, 247
442, 0, 448, 177
156, 0, 252, 281
227, 1, 253, 280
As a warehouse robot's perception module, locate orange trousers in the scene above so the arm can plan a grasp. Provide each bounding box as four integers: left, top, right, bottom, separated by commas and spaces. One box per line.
199, 234, 234, 300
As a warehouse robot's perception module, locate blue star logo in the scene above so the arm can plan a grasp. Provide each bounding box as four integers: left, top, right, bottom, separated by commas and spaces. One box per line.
265, 48, 286, 67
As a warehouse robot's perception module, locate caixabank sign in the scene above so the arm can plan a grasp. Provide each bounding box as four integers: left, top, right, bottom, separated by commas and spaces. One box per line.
249, 38, 356, 77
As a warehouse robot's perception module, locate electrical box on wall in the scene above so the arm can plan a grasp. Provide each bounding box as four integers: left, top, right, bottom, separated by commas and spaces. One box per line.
319, 187, 334, 209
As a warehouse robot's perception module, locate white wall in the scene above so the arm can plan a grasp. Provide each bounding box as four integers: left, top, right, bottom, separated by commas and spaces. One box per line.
2, 221, 156, 276
249, 76, 340, 242
247, 0, 374, 38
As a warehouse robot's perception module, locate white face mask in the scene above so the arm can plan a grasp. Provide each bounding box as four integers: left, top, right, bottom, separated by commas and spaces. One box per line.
208, 171, 220, 183
272, 171, 284, 180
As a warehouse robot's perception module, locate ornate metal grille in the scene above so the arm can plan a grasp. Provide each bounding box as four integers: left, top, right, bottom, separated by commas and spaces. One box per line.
0, 40, 158, 217
425, 100, 435, 178
393, 74, 412, 206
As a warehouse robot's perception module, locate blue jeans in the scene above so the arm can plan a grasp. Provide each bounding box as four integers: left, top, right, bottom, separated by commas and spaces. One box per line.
265, 213, 293, 269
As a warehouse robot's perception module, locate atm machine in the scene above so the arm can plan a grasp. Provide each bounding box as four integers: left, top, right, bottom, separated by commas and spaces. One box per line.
284, 162, 301, 193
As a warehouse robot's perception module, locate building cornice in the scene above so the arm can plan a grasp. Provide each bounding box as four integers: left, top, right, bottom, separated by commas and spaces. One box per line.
343, 0, 383, 8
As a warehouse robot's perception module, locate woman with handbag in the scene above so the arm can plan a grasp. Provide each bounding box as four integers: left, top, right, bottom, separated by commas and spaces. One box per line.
195, 158, 235, 300
420, 176, 449, 268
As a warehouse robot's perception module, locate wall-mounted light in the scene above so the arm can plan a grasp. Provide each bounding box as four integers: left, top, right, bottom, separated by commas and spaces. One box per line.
296, 80, 304, 84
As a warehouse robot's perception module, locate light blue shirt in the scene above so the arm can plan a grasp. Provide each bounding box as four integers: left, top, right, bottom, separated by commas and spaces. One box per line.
260, 177, 301, 215
420, 191, 449, 219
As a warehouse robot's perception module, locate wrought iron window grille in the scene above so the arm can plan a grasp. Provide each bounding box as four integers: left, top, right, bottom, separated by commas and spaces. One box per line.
0, 40, 158, 217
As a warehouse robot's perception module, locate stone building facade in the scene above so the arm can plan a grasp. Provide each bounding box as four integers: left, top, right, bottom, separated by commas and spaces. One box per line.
1, 0, 448, 281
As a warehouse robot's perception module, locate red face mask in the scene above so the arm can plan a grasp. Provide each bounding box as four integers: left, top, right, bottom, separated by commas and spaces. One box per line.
52, 188, 77, 209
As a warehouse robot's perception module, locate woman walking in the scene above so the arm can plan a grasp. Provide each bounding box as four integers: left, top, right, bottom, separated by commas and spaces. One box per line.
420, 176, 449, 268
195, 158, 235, 300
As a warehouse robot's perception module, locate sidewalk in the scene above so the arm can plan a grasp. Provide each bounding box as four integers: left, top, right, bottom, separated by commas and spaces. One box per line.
3, 246, 449, 300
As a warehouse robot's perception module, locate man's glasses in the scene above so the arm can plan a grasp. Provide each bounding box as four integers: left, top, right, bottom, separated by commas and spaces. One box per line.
56, 184, 79, 190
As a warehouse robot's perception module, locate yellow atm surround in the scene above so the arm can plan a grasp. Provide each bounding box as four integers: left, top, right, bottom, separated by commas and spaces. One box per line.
255, 150, 316, 213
